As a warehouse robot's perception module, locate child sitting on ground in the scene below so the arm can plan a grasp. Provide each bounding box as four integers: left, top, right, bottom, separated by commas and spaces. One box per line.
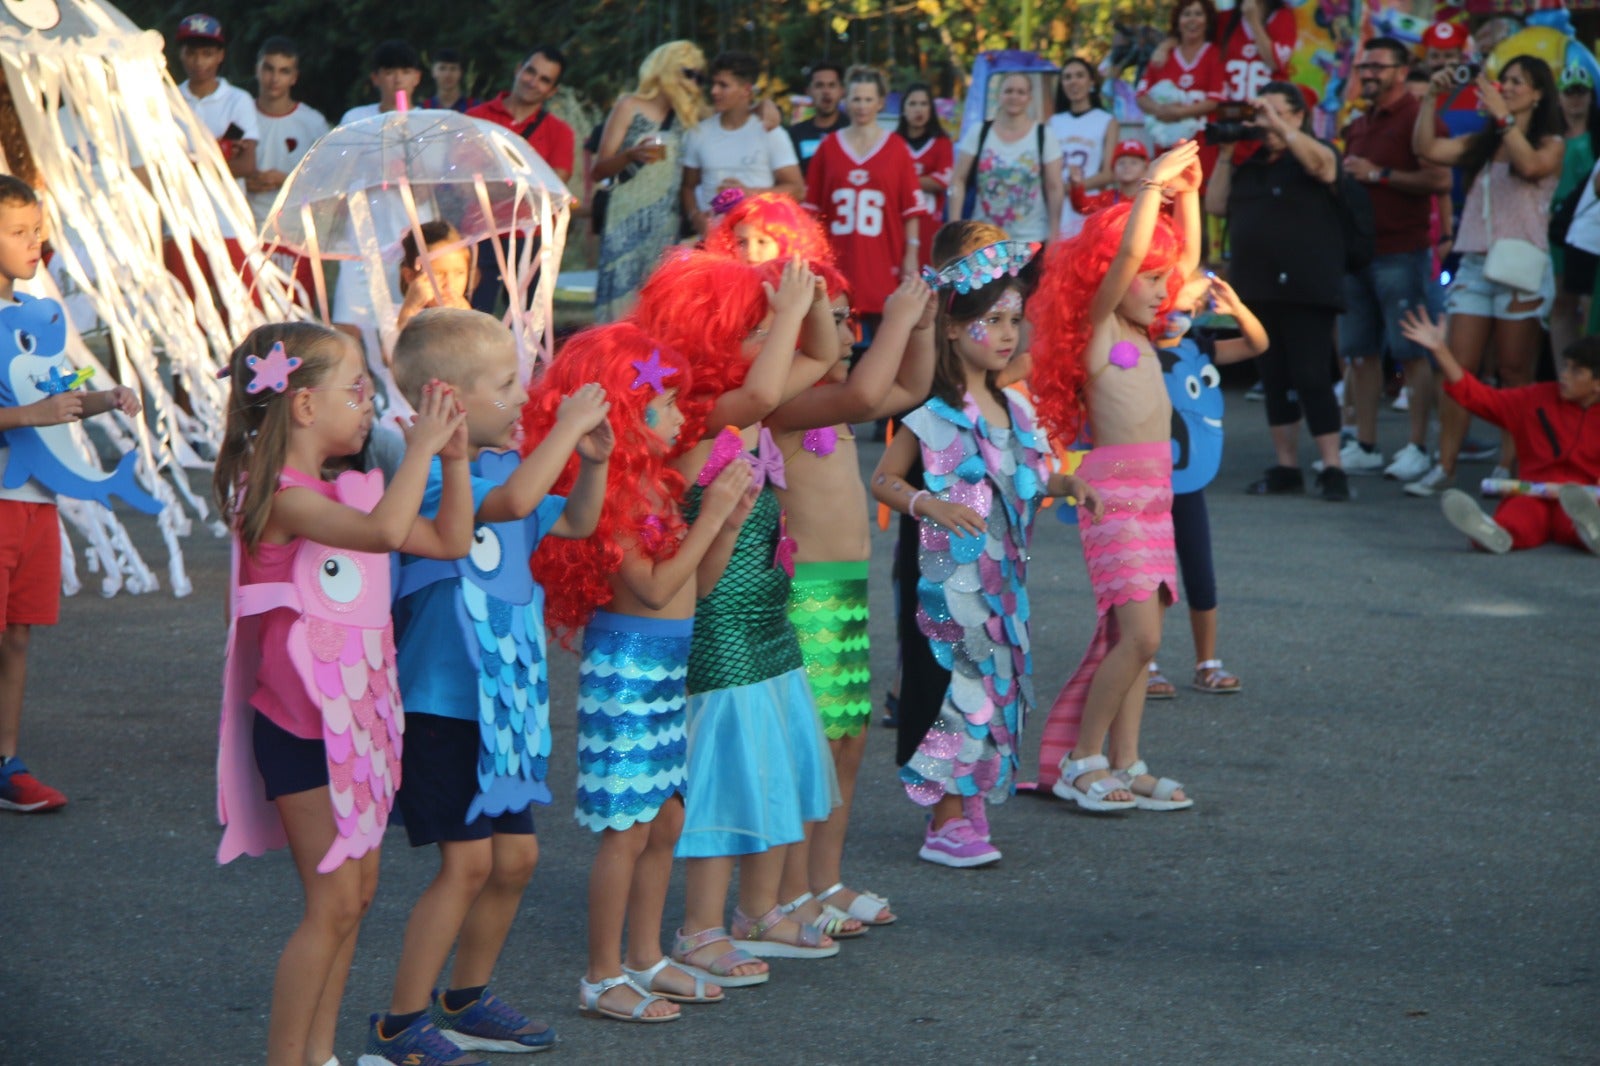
1399, 308, 1600, 554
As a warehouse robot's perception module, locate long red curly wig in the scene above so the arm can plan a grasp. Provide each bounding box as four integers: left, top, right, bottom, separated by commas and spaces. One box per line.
704, 191, 835, 266
1028, 201, 1184, 446
631, 249, 779, 450
520, 321, 694, 644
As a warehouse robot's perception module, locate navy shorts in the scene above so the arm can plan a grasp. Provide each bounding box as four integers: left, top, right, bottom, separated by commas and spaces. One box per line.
252, 712, 330, 801
396, 713, 536, 847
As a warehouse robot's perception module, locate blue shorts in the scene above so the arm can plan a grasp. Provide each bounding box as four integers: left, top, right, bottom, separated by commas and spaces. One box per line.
396, 713, 536, 847
1445, 252, 1554, 321
1339, 248, 1434, 362
252, 712, 329, 801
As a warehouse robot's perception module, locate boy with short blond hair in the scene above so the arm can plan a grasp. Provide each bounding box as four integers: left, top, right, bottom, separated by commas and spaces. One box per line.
0, 176, 142, 812
363, 308, 613, 1063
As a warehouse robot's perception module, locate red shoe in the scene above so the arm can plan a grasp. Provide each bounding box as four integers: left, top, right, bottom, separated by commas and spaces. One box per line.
0, 758, 67, 812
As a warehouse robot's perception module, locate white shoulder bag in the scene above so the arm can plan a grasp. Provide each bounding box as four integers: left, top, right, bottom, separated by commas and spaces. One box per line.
1480, 164, 1548, 295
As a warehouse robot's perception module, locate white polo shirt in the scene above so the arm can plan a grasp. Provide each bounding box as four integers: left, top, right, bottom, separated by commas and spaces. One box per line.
250, 102, 331, 229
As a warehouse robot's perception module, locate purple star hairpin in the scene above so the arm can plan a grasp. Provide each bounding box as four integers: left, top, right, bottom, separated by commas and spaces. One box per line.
629, 348, 679, 394
923, 240, 1041, 295
244, 342, 303, 395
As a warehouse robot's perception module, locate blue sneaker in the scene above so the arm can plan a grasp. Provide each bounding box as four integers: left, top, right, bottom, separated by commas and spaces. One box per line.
430, 989, 556, 1054
360, 1012, 485, 1066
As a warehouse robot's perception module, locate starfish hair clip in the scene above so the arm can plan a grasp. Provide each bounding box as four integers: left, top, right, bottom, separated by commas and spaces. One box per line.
244, 342, 303, 395
923, 240, 1041, 295
629, 347, 679, 395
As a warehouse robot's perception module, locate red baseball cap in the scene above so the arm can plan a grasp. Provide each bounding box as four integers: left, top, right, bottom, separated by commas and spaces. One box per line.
1422, 22, 1469, 51
176, 13, 225, 46
1113, 139, 1150, 163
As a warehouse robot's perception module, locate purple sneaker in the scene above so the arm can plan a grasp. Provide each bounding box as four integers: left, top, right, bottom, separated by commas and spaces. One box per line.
961, 795, 991, 841
918, 817, 1001, 868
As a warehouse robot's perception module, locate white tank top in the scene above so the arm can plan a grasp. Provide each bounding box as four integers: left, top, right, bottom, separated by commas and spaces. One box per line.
1047, 108, 1114, 237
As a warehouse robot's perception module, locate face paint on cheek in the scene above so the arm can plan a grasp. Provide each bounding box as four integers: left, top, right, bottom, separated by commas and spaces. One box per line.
967, 319, 990, 345
644, 407, 660, 428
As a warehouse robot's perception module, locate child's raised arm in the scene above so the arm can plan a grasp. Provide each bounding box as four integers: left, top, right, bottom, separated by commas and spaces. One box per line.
270, 381, 468, 554
479, 383, 610, 524
1090, 142, 1201, 327
1172, 150, 1205, 280
1398, 307, 1463, 383
616, 461, 753, 609
552, 418, 614, 538
706, 258, 814, 433
1206, 276, 1270, 365
767, 277, 934, 431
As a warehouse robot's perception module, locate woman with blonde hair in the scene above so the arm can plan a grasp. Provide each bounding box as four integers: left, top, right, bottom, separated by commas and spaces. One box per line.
594, 40, 711, 321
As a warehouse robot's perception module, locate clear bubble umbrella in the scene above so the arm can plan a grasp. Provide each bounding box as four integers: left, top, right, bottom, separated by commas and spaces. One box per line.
262, 101, 573, 399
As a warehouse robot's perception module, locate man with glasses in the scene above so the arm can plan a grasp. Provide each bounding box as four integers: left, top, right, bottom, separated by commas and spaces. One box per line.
1336, 36, 1452, 481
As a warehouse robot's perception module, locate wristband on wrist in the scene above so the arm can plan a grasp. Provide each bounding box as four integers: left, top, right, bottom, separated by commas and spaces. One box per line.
1496, 113, 1515, 131
906, 238, 921, 246
908, 489, 931, 517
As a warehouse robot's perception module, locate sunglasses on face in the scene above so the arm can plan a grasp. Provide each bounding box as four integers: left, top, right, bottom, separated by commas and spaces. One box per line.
682, 67, 706, 85
300, 377, 369, 409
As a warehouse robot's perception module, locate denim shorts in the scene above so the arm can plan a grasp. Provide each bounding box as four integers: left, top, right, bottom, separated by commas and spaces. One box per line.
1445, 251, 1554, 321
1339, 248, 1436, 362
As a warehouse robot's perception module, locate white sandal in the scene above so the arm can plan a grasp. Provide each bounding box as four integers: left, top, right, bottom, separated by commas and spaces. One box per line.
1114, 759, 1194, 811
578, 973, 679, 1023
622, 956, 724, 1004
1051, 754, 1137, 812
816, 882, 896, 926
779, 891, 866, 938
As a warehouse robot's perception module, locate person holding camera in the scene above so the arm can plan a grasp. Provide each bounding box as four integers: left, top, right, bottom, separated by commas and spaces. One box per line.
1206, 83, 1350, 500
1407, 56, 1565, 497
1337, 37, 1453, 484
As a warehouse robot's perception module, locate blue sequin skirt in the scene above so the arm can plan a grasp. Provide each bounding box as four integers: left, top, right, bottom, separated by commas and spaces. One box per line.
575, 611, 692, 833
675, 666, 839, 858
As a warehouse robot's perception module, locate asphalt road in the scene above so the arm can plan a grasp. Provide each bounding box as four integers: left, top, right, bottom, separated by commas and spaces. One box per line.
3, 391, 1595, 1065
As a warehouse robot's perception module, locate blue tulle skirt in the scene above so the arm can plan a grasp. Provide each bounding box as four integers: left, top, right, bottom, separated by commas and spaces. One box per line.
675, 666, 840, 858
575, 612, 691, 833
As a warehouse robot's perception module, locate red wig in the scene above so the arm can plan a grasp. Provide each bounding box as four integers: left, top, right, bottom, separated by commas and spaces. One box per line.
520, 321, 693, 644
631, 249, 777, 450
1028, 201, 1184, 445
704, 192, 835, 267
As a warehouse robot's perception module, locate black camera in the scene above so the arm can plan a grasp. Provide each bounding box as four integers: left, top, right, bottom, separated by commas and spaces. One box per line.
1204, 101, 1265, 145
1447, 61, 1481, 86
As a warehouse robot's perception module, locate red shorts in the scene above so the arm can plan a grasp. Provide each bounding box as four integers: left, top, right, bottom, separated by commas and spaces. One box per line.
0, 500, 61, 628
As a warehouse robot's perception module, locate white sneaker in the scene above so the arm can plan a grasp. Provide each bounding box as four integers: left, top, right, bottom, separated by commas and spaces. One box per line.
1404, 464, 1452, 497
1338, 440, 1384, 474
1557, 484, 1600, 555
1392, 388, 1410, 411
1441, 489, 1511, 553
1384, 443, 1431, 482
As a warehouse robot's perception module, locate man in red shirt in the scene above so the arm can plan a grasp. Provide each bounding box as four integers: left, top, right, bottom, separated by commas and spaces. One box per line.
468, 45, 575, 182
1337, 36, 1452, 482
466, 45, 575, 313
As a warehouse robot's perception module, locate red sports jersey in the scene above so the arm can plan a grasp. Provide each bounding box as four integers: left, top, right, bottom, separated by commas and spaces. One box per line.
1137, 41, 1226, 108
1216, 7, 1296, 103
804, 131, 922, 314
906, 135, 953, 270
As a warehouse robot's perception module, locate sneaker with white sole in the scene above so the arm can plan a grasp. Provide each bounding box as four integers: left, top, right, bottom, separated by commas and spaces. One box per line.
430, 989, 555, 1053
1392, 388, 1410, 411
1557, 485, 1600, 555
1441, 489, 1512, 553
1384, 443, 1431, 482
918, 817, 1001, 868
1337, 440, 1384, 474
1404, 464, 1452, 497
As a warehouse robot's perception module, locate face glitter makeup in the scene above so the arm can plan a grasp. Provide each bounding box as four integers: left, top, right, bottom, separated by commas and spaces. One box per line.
967, 319, 990, 344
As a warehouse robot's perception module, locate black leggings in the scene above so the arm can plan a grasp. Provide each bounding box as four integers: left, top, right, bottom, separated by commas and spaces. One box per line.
1172, 489, 1217, 612
1254, 302, 1341, 437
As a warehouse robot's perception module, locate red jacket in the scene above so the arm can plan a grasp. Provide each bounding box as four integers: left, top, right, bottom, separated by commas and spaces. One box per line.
1443, 374, 1600, 484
